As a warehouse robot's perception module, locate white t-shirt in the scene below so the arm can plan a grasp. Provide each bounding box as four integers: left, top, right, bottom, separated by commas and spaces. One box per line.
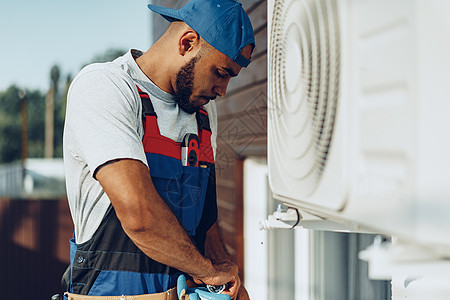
63, 49, 217, 244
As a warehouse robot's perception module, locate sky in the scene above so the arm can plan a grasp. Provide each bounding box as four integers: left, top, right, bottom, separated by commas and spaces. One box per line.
0, 0, 153, 92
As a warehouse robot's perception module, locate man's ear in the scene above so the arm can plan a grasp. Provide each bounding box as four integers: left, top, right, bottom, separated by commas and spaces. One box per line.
178, 30, 200, 56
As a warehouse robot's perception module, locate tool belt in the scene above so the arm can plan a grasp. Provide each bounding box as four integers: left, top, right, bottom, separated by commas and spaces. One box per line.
64, 287, 178, 300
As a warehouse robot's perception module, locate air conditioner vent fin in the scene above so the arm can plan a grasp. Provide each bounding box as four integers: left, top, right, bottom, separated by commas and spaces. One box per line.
269, 0, 340, 197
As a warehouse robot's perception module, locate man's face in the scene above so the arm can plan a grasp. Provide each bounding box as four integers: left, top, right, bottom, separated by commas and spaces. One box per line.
174, 55, 200, 114
174, 44, 252, 114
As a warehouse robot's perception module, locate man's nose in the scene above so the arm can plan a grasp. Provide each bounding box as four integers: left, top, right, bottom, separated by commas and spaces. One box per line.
213, 79, 230, 97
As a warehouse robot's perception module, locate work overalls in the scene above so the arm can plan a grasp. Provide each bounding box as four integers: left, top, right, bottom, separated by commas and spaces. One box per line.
63, 86, 217, 297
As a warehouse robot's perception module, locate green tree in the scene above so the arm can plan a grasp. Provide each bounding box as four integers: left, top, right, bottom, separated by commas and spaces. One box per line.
53, 72, 71, 158
0, 86, 21, 163
0, 86, 46, 163
27, 89, 46, 158
0, 48, 126, 163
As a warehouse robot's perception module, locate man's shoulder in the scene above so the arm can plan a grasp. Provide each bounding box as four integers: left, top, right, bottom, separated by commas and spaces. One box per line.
69, 61, 137, 97
75, 61, 130, 84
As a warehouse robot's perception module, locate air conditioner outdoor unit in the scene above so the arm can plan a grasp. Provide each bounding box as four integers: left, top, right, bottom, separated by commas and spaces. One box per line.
268, 0, 450, 252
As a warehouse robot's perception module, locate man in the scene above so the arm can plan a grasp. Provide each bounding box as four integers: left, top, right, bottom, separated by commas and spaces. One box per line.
62, 0, 254, 299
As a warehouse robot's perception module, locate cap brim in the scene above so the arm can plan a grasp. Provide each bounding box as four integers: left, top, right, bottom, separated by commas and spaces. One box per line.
147, 4, 182, 22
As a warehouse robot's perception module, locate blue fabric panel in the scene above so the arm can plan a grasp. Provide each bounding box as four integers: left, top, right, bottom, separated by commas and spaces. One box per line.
69, 236, 77, 293
146, 153, 210, 235
147, 153, 182, 206
88, 271, 179, 296
177, 165, 210, 235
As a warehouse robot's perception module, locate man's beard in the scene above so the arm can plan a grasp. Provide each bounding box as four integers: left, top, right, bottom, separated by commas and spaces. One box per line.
174, 56, 200, 114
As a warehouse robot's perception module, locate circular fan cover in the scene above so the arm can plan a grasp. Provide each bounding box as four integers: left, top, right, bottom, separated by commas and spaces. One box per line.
269, 0, 340, 197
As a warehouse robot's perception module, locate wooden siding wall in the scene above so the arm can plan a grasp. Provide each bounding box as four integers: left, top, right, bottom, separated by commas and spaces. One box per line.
151, 0, 268, 279
0, 198, 73, 299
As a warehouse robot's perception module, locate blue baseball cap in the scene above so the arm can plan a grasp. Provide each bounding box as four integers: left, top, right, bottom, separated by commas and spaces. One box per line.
148, 0, 255, 68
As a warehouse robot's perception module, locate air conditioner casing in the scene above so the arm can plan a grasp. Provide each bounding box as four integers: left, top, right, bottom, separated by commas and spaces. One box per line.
268, 0, 450, 252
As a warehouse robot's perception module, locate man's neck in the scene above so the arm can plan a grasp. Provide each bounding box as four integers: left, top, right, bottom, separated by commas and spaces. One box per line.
135, 47, 175, 95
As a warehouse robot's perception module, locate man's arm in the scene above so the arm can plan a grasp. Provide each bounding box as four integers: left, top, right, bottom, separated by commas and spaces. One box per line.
95, 158, 240, 298
205, 222, 250, 300
205, 222, 231, 261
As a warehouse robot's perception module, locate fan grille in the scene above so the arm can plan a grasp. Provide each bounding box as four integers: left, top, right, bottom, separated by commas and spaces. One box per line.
269, 0, 340, 197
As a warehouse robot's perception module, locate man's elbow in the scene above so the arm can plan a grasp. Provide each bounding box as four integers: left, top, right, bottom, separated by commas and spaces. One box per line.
116, 205, 158, 235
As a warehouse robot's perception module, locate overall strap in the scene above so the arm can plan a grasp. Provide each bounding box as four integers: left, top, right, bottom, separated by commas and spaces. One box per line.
197, 107, 214, 164
196, 107, 211, 137
138, 86, 156, 118
136, 85, 214, 163
137, 86, 160, 136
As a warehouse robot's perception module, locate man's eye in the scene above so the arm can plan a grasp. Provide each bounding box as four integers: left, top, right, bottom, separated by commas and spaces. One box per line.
215, 70, 226, 78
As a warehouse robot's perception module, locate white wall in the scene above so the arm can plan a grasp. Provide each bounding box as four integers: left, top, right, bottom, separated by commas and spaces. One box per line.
243, 159, 269, 300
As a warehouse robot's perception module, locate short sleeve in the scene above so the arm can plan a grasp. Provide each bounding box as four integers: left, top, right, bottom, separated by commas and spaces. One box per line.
65, 66, 147, 176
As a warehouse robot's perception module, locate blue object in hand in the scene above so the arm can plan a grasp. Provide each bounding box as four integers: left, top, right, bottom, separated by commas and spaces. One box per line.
177, 275, 231, 300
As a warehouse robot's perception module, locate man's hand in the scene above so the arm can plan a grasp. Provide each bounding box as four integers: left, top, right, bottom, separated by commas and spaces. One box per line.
202, 222, 250, 299
193, 259, 241, 299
